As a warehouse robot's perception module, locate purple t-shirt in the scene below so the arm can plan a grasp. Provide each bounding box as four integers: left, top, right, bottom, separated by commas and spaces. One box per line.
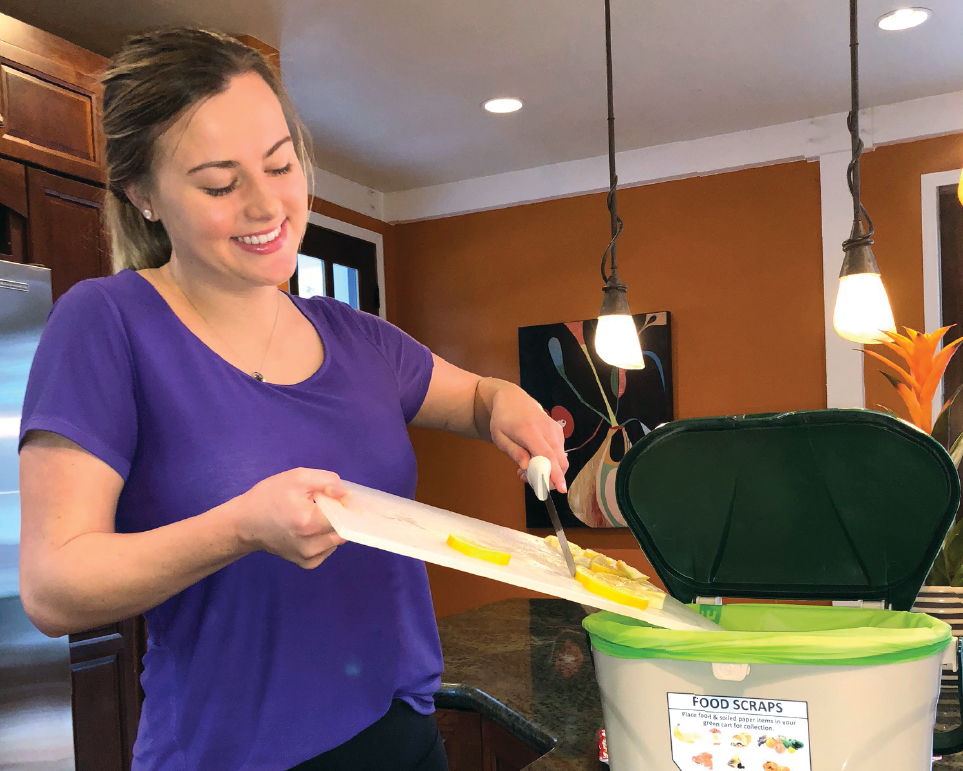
19, 270, 442, 770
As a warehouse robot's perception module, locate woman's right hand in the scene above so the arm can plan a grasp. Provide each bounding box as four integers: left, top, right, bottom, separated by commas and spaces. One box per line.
233, 468, 349, 569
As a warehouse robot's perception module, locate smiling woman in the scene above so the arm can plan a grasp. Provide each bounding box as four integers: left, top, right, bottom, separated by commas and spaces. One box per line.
99, 30, 313, 277
15, 26, 567, 771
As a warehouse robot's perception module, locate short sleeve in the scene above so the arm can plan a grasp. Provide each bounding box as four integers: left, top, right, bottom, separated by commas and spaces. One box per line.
347, 308, 434, 423
19, 281, 138, 480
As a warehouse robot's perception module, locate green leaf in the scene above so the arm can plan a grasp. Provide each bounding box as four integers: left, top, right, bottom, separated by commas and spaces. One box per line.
610, 366, 619, 397
941, 520, 963, 585
933, 407, 950, 446
947, 383, 963, 409
950, 431, 963, 469
952, 553, 963, 587
934, 545, 951, 584
928, 552, 950, 586
934, 384, 963, 445
879, 370, 903, 391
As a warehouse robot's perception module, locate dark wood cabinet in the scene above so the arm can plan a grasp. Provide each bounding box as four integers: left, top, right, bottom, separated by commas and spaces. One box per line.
12, 155, 138, 770
68, 618, 146, 771
25, 166, 109, 299
0, 11, 146, 771
482, 718, 542, 771
438, 708, 484, 771
0, 13, 106, 183
437, 709, 544, 771
0, 154, 27, 263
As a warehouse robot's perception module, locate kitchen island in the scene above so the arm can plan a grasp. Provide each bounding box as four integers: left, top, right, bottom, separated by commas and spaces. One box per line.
435, 598, 604, 771
435, 597, 963, 771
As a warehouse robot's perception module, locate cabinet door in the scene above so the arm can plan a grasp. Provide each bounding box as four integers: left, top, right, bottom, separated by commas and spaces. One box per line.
0, 13, 106, 183
68, 617, 146, 771
436, 708, 484, 771
25, 167, 109, 300
481, 719, 542, 771
0, 155, 27, 262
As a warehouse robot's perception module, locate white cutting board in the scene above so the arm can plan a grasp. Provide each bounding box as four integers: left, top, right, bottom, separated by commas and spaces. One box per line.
316, 481, 720, 632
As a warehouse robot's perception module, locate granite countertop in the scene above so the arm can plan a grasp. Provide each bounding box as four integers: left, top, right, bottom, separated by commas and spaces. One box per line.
435, 597, 963, 771
435, 598, 604, 771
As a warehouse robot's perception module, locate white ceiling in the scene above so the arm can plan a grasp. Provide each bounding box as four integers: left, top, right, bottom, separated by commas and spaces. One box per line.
6, 0, 963, 192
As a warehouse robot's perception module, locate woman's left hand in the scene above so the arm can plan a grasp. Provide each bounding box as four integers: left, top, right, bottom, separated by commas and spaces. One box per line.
488, 384, 569, 493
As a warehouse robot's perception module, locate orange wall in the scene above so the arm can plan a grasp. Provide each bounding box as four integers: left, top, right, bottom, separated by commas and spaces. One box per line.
860, 133, 963, 416
391, 161, 827, 617
320, 133, 963, 618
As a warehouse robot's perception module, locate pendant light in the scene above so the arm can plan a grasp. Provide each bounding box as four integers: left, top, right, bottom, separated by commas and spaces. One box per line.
832, 0, 897, 344
594, 0, 645, 370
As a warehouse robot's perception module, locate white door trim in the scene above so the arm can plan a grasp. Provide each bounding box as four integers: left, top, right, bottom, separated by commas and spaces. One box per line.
306, 211, 387, 319
921, 169, 960, 422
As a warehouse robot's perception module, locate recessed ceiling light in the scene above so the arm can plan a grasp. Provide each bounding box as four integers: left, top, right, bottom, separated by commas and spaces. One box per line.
483, 97, 523, 114
877, 7, 931, 31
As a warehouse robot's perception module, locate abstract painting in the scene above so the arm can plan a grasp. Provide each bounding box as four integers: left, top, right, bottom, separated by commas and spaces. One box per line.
518, 312, 673, 528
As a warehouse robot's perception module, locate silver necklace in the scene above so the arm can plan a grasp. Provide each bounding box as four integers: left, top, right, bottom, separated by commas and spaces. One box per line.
168, 272, 281, 382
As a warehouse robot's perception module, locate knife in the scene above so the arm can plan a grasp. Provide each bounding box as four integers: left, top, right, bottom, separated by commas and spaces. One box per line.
526, 456, 577, 577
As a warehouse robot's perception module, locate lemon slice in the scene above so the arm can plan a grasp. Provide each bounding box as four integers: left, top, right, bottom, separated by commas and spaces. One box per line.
636, 587, 665, 610
616, 560, 649, 581
589, 555, 622, 575
447, 534, 510, 565
575, 566, 654, 610
544, 534, 583, 558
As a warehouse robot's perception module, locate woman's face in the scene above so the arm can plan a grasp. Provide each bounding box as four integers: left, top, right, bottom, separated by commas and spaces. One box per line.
146, 71, 308, 289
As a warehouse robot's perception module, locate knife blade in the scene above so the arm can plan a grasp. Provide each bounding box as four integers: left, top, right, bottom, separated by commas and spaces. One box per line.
526, 456, 577, 577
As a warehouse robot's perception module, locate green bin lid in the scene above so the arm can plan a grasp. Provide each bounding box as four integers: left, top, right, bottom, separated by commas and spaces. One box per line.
614, 409, 961, 611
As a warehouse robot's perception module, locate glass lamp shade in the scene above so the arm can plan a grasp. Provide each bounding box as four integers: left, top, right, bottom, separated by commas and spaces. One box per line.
833, 272, 897, 344
596, 283, 645, 369
595, 314, 645, 369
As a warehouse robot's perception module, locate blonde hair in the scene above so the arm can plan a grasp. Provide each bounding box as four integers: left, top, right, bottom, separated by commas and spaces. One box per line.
100, 29, 314, 272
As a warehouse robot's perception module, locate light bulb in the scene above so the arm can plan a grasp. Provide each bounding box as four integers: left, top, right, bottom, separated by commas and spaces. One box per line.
877, 8, 931, 31
483, 98, 523, 114
958, 167, 963, 206
595, 314, 645, 369
833, 273, 897, 344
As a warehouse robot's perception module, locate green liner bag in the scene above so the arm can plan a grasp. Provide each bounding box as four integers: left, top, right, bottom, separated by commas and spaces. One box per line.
586, 604, 951, 666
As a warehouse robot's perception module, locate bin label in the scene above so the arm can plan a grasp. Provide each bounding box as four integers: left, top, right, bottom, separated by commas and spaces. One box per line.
667, 692, 811, 771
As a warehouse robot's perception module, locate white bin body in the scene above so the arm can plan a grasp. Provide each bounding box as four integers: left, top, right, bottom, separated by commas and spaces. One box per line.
593, 646, 944, 771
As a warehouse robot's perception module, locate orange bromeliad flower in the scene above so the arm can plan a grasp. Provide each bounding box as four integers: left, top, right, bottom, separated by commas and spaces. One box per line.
865, 326, 963, 434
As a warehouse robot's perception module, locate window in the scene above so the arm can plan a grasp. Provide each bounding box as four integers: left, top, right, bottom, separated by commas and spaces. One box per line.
295, 254, 326, 298
290, 223, 379, 314
332, 263, 360, 309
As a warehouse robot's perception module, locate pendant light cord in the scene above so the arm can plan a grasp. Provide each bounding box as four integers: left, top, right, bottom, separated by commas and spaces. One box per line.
600, 0, 625, 287
845, 0, 875, 248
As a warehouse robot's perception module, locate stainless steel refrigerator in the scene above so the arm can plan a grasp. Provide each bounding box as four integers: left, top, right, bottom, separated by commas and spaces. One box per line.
0, 260, 75, 770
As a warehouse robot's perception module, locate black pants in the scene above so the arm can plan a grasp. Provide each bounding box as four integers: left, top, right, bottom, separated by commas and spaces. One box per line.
288, 699, 449, 771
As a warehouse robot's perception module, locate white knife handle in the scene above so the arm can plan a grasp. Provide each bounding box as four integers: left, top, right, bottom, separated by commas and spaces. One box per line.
526, 456, 552, 501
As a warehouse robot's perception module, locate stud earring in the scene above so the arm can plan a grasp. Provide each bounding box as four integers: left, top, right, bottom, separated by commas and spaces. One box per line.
143, 209, 152, 220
